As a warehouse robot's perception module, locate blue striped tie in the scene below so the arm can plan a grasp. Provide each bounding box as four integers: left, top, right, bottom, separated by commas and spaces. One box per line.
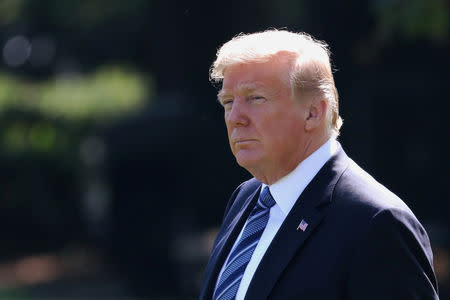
213, 186, 276, 300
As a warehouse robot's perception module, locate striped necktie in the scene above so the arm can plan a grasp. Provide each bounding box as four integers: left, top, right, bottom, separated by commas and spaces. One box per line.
213, 186, 276, 300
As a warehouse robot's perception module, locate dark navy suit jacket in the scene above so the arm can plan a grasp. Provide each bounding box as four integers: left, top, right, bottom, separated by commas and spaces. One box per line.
200, 146, 439, 299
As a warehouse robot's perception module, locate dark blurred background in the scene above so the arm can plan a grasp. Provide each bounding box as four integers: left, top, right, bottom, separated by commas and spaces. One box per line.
0, 0, 449, 299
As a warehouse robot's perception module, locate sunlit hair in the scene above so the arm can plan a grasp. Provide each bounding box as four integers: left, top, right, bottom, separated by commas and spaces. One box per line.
210, 29, 343, 137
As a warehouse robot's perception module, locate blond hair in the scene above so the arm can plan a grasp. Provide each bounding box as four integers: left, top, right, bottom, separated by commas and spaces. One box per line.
210, 29, 343, 137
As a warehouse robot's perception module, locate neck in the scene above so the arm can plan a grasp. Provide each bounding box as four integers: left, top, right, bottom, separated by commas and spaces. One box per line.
252, 133, 331, 185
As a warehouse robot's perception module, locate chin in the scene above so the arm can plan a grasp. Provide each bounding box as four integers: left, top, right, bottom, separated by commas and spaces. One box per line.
235, 152, 263, 171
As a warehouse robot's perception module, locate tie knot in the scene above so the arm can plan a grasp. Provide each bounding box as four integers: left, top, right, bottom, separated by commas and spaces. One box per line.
259, 186, 276, 209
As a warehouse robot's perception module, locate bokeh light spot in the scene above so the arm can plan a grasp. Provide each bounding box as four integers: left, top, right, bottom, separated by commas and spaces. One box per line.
3, 35, 31, 67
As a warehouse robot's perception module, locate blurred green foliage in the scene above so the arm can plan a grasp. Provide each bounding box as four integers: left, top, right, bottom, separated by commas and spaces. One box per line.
0, 0, 24, 25
0, 288, 28, 300
0, 66, 151, 155
0, 66, 151, 121
0, 66, 151, 255
371, 0, 449, 41
1, 112, 75, 155
0, 66, 152, 253
0, 0, 156, 262
0, 0, 150, 27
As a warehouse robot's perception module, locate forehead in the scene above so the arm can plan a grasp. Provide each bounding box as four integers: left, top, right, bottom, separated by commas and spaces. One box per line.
219, 82, 267, 97
220, 61, 290, 95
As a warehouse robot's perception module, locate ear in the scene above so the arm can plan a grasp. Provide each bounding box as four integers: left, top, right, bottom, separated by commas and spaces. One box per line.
305, 99, 327, 131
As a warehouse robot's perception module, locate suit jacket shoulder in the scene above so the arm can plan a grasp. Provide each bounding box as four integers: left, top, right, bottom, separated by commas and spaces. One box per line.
321, 157, 439, 299
335, 158, 412, 214
222, 178, 261, 221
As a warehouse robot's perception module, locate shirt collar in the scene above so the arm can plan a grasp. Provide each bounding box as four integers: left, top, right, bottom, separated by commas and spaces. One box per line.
262, 138, 338, 216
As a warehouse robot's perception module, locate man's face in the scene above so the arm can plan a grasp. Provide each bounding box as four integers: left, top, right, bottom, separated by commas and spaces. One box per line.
219, 59, 309, 182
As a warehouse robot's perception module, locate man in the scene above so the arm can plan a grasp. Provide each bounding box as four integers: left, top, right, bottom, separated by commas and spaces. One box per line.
200, 30, 439, 299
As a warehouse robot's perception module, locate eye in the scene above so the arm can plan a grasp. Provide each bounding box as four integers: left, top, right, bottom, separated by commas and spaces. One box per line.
221, 99, 233, 109
248, 95, 265, 103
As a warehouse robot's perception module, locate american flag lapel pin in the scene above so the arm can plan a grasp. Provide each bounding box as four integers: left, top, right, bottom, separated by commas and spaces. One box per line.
297, 219, 308, 232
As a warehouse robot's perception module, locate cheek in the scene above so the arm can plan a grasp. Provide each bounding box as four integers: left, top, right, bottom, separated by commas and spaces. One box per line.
263, 117, 304, 147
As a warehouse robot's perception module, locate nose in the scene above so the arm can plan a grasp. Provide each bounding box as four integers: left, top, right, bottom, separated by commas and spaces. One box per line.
225, 98, 249, 127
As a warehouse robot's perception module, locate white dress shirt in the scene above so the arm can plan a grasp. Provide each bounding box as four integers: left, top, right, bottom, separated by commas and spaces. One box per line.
216, 138, 338, 300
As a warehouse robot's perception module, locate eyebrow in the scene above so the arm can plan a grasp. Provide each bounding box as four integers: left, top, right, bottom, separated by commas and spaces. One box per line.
217, 90, 230, 103
217, 82, 266, 103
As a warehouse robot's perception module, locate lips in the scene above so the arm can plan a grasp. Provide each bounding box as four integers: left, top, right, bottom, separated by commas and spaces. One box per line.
233, 138, 258, 145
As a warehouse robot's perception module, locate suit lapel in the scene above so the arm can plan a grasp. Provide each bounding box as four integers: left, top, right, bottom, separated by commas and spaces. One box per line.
245, 147, 349, 299
200, 182, 261, 299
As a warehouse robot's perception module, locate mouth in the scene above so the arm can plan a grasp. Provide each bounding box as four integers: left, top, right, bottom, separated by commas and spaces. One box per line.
234, 139, 258, 146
